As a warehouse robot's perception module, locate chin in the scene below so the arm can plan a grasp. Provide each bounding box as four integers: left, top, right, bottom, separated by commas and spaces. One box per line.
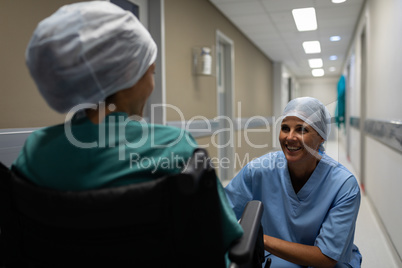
284, 154, 304, 164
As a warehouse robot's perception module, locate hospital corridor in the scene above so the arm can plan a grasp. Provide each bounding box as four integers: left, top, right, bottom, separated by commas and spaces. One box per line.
1, 0, 401, 267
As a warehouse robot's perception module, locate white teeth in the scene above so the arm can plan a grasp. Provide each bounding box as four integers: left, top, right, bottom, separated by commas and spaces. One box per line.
287, 146, 301, 151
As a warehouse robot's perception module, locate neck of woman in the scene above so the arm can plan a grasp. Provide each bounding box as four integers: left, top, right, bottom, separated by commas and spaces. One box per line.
85, 89, 145, 125
85, 104, 142, 125
288, 156, 321, 194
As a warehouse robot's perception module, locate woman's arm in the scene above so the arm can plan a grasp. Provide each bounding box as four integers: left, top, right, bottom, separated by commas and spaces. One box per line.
224, 165, 254, 220
264, 235, 337, 268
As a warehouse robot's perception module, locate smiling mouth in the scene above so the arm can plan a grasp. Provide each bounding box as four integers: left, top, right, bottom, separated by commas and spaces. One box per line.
286, 145, 302, 152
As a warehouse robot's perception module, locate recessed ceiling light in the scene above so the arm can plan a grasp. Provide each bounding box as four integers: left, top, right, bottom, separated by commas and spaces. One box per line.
312, 69, 325, 77
330, 36, 341, 41
329, 55, 338, 60
292, 7, 317, 32
303, 41, 321, 54
308, 58, 323, 68
329, 67, 336, 72
332, 0, 347, 3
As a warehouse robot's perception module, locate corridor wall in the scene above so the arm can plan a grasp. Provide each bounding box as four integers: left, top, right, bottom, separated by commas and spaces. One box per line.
164, 0, 274, 179
0, 0, 78, 128
343, 0, 402, 263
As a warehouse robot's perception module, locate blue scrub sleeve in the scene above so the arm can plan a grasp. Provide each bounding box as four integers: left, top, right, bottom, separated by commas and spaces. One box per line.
315, 178, 361, 262
224, 165, 254, 220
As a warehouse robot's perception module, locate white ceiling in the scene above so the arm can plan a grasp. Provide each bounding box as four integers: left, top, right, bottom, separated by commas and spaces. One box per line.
209, 0, 365, 78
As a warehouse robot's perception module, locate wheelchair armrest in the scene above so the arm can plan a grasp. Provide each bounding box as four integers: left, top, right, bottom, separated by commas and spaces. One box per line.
229, 200, 264, 264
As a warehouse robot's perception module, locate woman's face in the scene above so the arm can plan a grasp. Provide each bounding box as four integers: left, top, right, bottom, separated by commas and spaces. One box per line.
279, 116, 324, 164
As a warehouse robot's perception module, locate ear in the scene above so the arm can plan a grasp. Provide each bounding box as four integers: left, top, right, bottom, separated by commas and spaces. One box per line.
316, 137, 325, 151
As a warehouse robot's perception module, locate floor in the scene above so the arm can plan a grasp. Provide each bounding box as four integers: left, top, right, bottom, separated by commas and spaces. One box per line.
326, 141, 401, 268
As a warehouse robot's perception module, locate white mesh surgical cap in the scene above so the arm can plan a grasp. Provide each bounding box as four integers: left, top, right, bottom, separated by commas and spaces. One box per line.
282, 97, 332, 142
26, 1, 157, 113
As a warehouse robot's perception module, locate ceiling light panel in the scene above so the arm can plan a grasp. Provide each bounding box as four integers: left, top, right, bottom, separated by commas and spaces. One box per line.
308, 58, 323, 68
312, 69, 325, 77
303, 41, 321, 54
292, 7, 317, 32
330, 36, 341, 41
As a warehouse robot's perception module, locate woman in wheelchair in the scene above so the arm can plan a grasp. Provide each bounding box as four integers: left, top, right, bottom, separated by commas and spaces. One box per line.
225, 97, 362, 268
12, 1, 242, 266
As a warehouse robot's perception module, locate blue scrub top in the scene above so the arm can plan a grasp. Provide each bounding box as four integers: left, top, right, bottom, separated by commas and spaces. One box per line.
225, 151, 361, 267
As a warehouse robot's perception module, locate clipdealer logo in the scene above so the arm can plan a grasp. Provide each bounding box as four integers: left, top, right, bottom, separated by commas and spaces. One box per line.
63, 101, 337, 167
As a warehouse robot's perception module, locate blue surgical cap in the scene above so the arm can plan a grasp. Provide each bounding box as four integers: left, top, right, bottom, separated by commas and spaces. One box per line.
282, 97, 332, 142
26, 1, 157, 113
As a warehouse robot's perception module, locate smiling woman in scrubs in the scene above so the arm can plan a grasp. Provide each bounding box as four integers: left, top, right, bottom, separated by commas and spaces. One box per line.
225, 97, 362, 268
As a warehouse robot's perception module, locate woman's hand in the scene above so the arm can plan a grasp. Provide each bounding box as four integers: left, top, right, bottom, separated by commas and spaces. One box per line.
263, 235, 337, 268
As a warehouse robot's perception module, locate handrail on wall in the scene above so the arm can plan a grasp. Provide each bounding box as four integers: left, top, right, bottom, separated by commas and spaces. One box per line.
349, 116, 402, 154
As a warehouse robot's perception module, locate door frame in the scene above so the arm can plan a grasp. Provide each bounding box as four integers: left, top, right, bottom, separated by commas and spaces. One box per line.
216, 30, 235, 182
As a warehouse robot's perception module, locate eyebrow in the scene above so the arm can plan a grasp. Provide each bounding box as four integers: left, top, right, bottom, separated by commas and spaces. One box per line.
281, 123, 311, 129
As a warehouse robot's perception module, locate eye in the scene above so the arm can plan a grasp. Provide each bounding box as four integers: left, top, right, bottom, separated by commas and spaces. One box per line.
296, 126, 308, 133
281, 125, 290, 132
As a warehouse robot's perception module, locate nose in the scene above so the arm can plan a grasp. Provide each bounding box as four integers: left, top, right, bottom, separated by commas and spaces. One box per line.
286, 130, 297, 141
